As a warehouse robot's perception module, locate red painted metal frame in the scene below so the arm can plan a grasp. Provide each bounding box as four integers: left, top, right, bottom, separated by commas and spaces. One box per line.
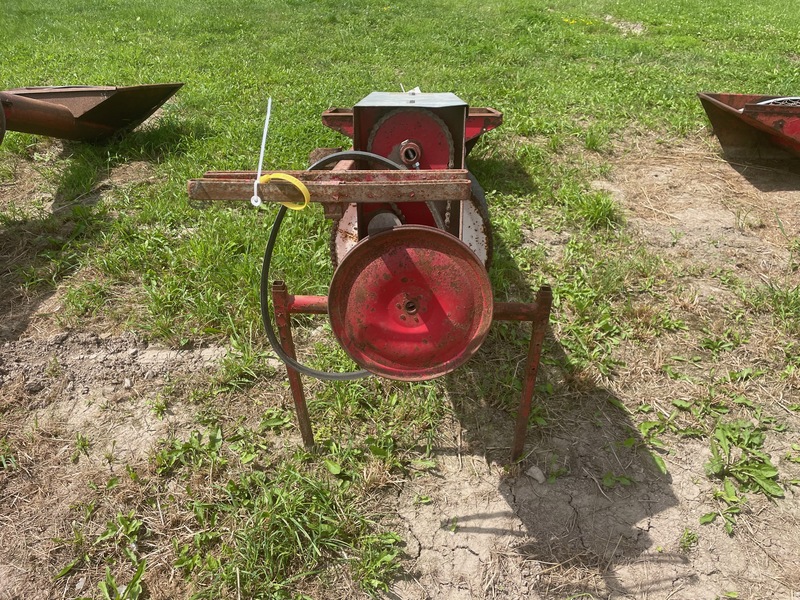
0, 83, 182, 144
271, 281, 552, 462
699, 92, 800, 158
190, 97, 547, 462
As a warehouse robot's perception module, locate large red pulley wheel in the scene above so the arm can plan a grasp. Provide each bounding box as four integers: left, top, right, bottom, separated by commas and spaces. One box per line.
367, 108, 454, 169
328, 225, 493, 381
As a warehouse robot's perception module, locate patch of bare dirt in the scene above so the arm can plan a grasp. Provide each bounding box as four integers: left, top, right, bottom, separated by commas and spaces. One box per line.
0, 330, 224, 598
604, 15, 646, 36
597, 136, 800, 281
0, 158, 53, 216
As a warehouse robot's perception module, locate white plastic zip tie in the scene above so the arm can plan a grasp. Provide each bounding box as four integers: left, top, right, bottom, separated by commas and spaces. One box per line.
251, 97, 273, 207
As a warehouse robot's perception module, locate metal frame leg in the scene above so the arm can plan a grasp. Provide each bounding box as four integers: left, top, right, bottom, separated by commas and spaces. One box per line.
271, 281, 315, 449
510, 286, 552, 462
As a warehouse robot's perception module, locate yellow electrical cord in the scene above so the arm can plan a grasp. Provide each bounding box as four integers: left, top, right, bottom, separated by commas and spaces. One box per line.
257, 172, 310, 210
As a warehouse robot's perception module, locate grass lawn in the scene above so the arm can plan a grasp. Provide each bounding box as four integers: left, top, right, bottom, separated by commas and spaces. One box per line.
2, 0, 800, 598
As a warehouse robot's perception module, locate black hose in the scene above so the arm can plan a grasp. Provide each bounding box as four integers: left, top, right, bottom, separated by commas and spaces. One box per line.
307, 150, 405, 172
260, 150, 403, 380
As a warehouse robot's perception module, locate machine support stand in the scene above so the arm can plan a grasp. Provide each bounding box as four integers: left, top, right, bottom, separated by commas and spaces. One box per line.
271, 281, 315, 450
509, 286, 552, 462
271, 281, 552, 463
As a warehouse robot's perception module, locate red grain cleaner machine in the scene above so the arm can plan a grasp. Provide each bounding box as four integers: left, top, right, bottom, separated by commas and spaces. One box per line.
189, 91, 551, 461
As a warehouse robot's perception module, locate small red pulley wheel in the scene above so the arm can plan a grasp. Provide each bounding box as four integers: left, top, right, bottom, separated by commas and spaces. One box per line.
328, 225, 494, 381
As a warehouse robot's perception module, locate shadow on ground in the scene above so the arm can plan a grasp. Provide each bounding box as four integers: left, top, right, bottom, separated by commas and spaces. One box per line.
714, 144, 800, 192
0, 119, 200, 341
416, 154, 684, 598
442, 325, 684, 598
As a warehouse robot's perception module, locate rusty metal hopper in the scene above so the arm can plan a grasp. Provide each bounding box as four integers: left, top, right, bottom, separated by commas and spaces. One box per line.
0, 83, 183, 146
699, 92, 800, 159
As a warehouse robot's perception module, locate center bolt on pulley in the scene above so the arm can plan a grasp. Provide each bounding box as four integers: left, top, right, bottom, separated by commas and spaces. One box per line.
399, 139, 422, 168
188, 91, 552, 461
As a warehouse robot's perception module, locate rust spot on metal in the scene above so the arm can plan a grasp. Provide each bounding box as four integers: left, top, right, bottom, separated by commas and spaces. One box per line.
699, 92, 800, 158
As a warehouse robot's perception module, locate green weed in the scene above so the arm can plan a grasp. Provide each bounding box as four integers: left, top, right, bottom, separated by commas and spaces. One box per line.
679, 527, 699, 552
700, 478, 745, 536
71, 433, 92, 464
227, 412, 288, 466
601, 472, 634, 488
147, 395, 169, 419
154, 426, 225, 475
699, 420, 784, 535
704, 420, 783, 498
700, 327, 746, 358
0, 437, 17, 471
97, 559, 147, 600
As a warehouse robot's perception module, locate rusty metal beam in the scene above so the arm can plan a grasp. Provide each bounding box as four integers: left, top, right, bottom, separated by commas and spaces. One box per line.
187, 170, 473, 207
272, 282, 315, 450
199, 169, 470, 182
510, 286, 552, 462
0, 92, 103, 140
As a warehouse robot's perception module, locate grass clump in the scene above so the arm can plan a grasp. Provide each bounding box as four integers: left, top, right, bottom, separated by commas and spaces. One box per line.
182, 464, 400, 598
566, 190, 624, 230
0, 437, 18, 471
750, 282, 800, 336
152, 414, 413, 597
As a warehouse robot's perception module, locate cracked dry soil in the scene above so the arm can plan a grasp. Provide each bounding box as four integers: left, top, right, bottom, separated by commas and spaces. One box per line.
388, 138, 800, 600
2, 136, 800, 599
